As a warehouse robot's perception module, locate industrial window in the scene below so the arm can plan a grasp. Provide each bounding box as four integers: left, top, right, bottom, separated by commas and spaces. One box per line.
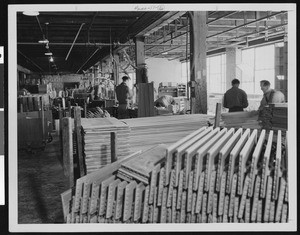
240, 44, 275, 95
207, 54, 226, 93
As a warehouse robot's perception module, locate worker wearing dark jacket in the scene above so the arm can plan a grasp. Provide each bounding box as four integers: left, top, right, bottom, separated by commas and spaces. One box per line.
223, 79, 248, 112
116, 76, 131, 119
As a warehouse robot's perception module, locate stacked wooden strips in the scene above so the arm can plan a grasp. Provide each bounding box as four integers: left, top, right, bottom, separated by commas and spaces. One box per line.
62, 127, 288, 224
220, 111, 260, 129
124, 114, 213, 153
81, 117, 131, 174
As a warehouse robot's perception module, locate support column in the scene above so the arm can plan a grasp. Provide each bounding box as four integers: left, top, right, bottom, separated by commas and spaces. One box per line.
135, 36, 146, 84
189, 11, 207, 114
226, 47, 242, 90
113, 53, 120, 85
274, 42, 287, 101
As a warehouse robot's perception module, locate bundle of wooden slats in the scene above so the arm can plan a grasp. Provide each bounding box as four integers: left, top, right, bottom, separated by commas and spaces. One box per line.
62, 126, 288, 224
220, 111, 260, 129
123, 114, 213, 153
81, 117, 131, 174
259, 103, 288, 130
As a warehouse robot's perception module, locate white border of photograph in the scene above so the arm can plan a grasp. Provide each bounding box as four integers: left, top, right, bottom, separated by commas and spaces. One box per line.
8, 3, 297, 232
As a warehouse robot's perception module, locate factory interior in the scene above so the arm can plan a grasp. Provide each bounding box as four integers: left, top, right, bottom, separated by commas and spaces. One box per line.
9, 5, 295, 230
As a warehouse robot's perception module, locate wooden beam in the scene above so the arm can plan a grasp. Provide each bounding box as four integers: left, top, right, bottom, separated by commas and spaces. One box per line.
74, 106, 85, 177
135, 36, 145, 84
62, 117, 74, 188
189, 11, 207, 114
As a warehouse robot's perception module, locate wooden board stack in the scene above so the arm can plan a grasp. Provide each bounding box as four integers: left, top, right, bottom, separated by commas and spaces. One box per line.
220, 111, 260, 129
62, 126, 288, 224
81, 117, 131, 174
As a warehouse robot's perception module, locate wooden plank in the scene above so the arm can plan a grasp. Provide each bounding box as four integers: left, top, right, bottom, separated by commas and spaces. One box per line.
218, 171, 227, 216
157, 167, 166, 206
61, 188, 72, 222
171, 188, 177, 223
238, 174, 250, 219
237, 129, 257, 195
217, 128, 243, 192
123, 180, 137, 222
269, 200, 275, 223
273, 130, 282, 201
257, 199, 262, 223
194, 128, 227, 191
142, 186, 150, 223
212, 193, 218, 223
207, 170, 216, 214
134, 182, 145, 222
166, 169, 175, 208
153, 187, 158, 223
260, 130, 274, 198
80, 183, 91, 215
245, 198, 251, 223
186, 171, 194, 212
201, 193, 208, 223
165, 126, 207, 186
251, 175, 261, 222
226, 129, 250, 194
62, 117, 74, 188
233, 196, 239, 223
263, 175, 273, 222
160, 187, 168, 223
176, 170, 184, 210
228, 173, 237, 218
281, 203, 288, 223
275, 177, 286, 222
248, 129, 266, 197
180, 191, 187, 223
98, 175, 115, 216
205, 128, 234, 192
89, 183, 100, 216
110, 132, 117, 163
176, 127, 215, 188
106, 179, 121, 219
149, 164, 160, 204
74, 106, 85, 177
223, 195, 229, 223
195, 171, 205, 214
214, 103, 222, 128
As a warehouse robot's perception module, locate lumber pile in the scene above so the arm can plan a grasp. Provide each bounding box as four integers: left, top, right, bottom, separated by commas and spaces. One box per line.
86, 107, 111, 118
62, 126, 288, 224
124, 114, 212, 153
259, 103, 287, 130
81, 117, 131, 174
220, 111, 260, 129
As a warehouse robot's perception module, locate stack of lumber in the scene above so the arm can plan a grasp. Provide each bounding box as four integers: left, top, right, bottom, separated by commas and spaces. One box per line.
17, 94, 50, 112
259, 103, 288, 130
81, 117, 131, 174
270, 104, 287, 130
62, 126, 288, 224
220, 111, 260, 129
123, 114, 213, 153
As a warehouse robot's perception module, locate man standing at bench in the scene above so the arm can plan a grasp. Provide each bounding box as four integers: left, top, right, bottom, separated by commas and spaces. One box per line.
116, 76, 132, 119
223, 78, 249, 113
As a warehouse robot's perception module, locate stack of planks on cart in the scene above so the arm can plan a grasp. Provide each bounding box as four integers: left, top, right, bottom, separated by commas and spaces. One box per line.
81, 117, 131, 174
62, 126, 288, 223
258, 103, 288, 131
220, 111, 260, 129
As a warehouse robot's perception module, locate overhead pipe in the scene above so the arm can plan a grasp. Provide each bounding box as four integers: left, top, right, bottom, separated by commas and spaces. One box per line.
207, 11, 239, 24
18, 50, 44, 72
65, 23, 85, 61
76, 47, 100, 74
207, 11, 285, 39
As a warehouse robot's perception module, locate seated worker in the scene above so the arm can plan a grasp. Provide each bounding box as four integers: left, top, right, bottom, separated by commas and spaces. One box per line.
115, 76, 132, 119
258, 80, 285, 111
223, 78, 248, 112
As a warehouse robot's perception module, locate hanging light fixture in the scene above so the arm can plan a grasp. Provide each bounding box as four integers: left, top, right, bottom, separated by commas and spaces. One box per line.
45, 52, 53, 56
22, 11, 39, 16
49, 56, 54, 62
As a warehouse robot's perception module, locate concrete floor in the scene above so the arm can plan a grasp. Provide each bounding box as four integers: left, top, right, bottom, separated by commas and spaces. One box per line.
18, 133, 70, 223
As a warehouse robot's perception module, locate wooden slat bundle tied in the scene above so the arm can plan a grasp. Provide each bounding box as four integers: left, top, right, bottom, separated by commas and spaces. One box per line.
62, 127, 288, 224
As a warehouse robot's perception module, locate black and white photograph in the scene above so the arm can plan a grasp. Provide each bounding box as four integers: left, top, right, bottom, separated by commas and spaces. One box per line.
4, 3, 297, 233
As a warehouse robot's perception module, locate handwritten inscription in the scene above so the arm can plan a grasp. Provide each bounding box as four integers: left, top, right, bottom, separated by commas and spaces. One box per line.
134, 5, 165, 11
